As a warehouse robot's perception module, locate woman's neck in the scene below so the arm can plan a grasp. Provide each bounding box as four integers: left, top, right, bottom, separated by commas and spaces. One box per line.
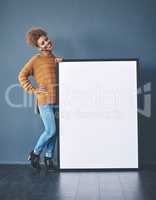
40, 50, 52, 56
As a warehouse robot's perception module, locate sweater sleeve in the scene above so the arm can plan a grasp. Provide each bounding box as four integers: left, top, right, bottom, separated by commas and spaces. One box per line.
18, 55, 38, 94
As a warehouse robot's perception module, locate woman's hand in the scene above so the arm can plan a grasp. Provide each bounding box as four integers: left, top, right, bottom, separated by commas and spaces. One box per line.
35, 85, 48, 95
55, 56, 64, 63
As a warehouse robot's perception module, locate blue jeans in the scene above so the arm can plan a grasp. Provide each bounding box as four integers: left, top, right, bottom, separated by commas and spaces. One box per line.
33, 104, 57, 158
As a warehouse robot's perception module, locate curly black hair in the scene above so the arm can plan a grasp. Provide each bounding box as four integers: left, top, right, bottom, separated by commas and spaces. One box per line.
26, 27, 47, 47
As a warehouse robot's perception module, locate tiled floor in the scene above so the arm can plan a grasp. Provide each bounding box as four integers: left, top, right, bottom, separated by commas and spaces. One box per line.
0, 165, 156, 200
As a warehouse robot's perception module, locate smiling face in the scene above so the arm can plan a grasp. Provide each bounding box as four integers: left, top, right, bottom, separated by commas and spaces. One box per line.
37, 35, 53, 52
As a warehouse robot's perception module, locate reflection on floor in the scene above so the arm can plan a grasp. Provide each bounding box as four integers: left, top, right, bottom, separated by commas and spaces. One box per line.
0, 165, 156, 200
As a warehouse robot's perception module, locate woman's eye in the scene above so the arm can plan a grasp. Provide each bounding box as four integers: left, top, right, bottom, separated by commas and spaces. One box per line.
41, 41, 45, 45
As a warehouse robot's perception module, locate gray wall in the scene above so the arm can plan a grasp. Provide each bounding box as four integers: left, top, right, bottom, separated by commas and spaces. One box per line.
0, 0, 155, 166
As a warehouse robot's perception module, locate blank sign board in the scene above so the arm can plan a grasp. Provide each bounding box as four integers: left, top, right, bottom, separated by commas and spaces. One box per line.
58, 60, 138, 169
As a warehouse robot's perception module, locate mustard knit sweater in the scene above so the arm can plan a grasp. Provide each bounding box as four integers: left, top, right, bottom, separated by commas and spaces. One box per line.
18, 53, 57, 108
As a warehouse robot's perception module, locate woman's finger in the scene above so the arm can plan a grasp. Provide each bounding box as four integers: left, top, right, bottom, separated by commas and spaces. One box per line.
40, 85, 45, 88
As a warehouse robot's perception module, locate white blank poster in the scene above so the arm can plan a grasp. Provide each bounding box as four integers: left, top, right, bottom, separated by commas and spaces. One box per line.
59, 60, 138, 169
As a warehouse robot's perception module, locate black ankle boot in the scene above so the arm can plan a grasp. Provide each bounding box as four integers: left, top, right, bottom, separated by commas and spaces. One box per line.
44, 156, 57, 172
27, 150, 41, 170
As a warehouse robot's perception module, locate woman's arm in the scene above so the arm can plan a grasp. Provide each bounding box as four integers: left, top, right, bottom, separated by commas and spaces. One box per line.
18, 55, 38, 94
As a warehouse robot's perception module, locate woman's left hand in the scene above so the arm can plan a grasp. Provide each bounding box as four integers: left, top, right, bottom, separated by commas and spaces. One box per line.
55, 56, 64, 63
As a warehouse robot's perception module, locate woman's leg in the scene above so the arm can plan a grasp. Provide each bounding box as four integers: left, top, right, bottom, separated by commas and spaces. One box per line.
45, 105, 57, 158
45, 132, 57, 158
33, 104, 56, 156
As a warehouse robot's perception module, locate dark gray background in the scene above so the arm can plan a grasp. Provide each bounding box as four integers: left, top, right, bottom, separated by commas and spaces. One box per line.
0, 0, 155, 166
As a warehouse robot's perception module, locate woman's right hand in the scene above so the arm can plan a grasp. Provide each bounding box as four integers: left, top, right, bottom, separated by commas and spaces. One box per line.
35, 85, 48, 95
